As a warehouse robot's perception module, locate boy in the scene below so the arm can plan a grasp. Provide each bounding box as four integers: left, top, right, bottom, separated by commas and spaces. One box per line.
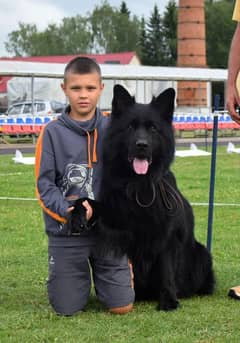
35, 57, 134, 315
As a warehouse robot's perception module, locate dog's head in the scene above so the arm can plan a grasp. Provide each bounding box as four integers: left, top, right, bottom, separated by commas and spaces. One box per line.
106, 84, 176, 178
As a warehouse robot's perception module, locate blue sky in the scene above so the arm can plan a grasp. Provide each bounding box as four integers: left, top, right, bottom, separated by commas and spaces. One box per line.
0, 0, 171, 56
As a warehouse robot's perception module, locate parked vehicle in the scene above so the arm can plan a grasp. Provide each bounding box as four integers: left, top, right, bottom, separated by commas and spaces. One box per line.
5, 100, 65, 117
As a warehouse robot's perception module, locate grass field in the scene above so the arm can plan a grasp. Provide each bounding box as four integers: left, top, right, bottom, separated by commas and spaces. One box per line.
0, 145, 240, 343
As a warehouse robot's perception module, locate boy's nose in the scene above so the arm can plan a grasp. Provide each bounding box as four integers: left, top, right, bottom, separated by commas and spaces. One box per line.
79, 92, 88, 98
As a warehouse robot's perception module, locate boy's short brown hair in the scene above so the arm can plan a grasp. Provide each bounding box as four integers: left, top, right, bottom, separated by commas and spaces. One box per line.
64, 57, 102, 82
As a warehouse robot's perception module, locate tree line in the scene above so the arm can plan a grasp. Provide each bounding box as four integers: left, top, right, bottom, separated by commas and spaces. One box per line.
4, 0, 236, 68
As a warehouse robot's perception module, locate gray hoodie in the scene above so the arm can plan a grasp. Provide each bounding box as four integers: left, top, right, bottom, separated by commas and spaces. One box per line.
35, 106, 109, 237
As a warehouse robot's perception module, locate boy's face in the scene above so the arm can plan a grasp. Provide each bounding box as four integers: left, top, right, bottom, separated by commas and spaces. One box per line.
61, 71, 104, 121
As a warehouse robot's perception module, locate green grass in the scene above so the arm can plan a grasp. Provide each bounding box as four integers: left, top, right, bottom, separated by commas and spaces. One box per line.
0, 146, 240, 342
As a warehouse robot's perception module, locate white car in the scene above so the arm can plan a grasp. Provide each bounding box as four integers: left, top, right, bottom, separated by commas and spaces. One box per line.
6, 100, 65, 117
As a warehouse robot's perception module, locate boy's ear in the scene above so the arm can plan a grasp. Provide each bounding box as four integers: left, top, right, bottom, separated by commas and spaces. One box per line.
61, 82, 66, 93
100, 82, 104, 92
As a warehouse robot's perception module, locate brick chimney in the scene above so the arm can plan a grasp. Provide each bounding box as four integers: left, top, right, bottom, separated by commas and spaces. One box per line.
177, 0, 207, 109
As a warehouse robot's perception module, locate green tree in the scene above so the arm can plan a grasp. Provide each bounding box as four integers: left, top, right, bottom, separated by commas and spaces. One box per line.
91, 0, 140, 53
145, 5, 165, 66
115, 13, 140, 53
138, 17, 149, 65
205, 0, 236, 68
120, 1, 130, 17
117, 1, 140, 52
5, 23, 38, 56
90, 1, 119, 53
5, 17, 93, 56
138, 1, 177, 66
162, 0, 177, 66
34, 24, 65, 56
60, 16, 93, 54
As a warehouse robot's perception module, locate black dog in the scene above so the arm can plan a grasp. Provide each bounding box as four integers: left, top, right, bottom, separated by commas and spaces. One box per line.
70, 85, 215, 311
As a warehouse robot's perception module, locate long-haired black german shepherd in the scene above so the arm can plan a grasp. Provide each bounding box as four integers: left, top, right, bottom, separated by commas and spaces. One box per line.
70, 85, 215, 311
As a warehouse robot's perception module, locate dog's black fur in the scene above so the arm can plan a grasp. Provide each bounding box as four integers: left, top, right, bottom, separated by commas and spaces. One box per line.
70, 85, 215, 311
67, 197, 100, 235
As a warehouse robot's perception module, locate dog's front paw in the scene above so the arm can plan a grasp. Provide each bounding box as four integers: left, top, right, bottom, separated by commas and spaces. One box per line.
67, 199, 88, 235
157, 297, 180, 311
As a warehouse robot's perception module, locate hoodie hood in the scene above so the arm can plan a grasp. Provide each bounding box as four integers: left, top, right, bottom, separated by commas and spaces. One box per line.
58, 105, 101, 135
58, 105, 101, 168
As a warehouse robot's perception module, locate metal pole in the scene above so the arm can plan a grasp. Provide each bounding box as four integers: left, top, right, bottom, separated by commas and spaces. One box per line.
31, 76, 36, 144
31, 76, 34, 115
206, 94, 220, 251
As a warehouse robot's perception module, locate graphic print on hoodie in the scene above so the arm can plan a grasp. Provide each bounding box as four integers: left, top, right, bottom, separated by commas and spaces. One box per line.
61, 163, 94, 199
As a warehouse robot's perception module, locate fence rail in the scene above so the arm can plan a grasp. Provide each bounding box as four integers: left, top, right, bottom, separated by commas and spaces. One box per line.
0, 61, 228, 81
0, 60, 231, 126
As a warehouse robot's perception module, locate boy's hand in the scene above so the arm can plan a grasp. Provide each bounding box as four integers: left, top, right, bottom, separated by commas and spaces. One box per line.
67, 206, 74, 213
82, 200, 93, 221
67, 201, 92, 221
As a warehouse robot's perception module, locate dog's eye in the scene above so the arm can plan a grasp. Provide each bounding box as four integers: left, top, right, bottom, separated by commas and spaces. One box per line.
128, 124, 133, 130
151, 125, 157, 132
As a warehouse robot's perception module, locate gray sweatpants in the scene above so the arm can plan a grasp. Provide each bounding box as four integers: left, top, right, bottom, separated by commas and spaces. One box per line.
47, 231, 135, 315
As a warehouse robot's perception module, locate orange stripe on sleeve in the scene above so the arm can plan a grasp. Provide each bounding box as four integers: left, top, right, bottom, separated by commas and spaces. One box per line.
86, 131, 92, 168
92, 128, 98, 163
35, 126, 67, 224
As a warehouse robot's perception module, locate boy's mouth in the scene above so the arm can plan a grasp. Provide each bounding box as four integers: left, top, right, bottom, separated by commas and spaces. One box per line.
78, 102, 89, 106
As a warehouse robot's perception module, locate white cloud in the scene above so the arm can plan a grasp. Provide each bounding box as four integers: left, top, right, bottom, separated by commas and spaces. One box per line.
0, 0, 66, 56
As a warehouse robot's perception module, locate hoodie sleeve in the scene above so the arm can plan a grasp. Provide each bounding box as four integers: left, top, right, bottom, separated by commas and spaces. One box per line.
35, 125, 69, 223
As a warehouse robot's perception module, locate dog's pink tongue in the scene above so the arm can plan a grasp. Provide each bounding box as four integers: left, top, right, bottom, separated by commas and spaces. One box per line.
133, 158, 149, 174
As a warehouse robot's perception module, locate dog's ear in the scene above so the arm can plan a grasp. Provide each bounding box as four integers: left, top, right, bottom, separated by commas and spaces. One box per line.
112, 84, 135, 115
151, 88, 175, 122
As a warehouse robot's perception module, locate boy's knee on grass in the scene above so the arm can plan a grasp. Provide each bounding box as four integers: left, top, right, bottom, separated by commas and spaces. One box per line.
108, 303, 133, 314
54, 304, 134, 316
